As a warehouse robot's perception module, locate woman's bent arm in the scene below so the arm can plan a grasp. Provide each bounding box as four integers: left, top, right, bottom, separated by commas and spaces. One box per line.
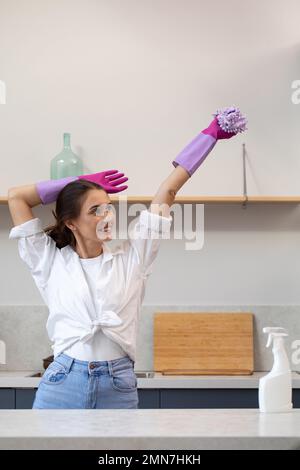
8, 184, 42, 226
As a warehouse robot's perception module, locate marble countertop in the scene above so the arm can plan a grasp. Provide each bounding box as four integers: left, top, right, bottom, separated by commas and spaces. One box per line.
0, 370, 300, 389
0, 408, 300, 450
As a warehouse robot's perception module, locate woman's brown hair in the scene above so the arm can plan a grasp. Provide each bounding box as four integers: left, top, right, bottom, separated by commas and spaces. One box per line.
44, 179, 107, 249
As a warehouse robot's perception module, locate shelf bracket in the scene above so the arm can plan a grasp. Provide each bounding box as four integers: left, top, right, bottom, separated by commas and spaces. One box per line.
242, 143, 248, 209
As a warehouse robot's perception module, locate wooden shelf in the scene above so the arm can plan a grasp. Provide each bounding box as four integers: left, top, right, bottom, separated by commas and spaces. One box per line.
2, 196, 300, 205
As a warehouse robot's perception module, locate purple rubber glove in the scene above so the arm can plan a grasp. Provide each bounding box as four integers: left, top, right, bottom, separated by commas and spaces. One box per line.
79, 170, 128, 193
172, 106, 247, 176
36, 169, 128, 205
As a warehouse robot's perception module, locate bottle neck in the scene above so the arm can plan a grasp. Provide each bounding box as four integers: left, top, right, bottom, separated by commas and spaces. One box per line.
63, 133, 71, 150
272, 337, 290, 373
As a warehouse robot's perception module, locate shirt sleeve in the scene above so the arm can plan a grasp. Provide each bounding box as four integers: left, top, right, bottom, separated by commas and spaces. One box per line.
9, 218, 57, 289
128, 209, 172, 278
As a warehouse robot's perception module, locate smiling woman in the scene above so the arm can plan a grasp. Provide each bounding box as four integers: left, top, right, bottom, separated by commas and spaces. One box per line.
44, 179, 113, 257
7, 106, 246, 410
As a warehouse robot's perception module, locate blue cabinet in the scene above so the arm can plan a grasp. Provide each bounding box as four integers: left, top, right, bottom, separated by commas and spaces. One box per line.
16, 389, 37, 409
138, 390, 160, 409
160, 389, 259, 408
292, 389, 300, 407
160, 389, 300, 408
1, 388, 300, 409
0, 389, 15, 409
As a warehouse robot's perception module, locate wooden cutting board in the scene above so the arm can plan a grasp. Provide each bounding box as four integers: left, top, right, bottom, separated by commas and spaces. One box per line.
154, 312, 254, 375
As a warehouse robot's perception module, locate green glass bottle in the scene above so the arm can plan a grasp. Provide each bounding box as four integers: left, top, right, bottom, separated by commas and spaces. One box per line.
50, 133, 83, 179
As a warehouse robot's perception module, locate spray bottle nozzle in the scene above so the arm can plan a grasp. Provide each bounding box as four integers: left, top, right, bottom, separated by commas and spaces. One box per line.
262, 327, 288, 348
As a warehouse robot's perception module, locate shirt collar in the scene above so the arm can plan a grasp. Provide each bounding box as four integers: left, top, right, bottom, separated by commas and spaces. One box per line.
61, 241, 125, 265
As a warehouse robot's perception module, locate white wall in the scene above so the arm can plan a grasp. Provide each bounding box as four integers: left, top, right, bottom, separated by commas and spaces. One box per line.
2, 202, 300, 305
1, 0, 300, 305
1, 0, 300, 196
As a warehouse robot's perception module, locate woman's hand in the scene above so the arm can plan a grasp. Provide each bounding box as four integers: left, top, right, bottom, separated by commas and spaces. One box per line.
80, 169, 128, 193
203, 107, 247, 140
172, 106, 247, 176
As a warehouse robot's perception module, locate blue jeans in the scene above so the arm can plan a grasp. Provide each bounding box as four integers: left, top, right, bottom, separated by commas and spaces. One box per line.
32, 353, 139, 409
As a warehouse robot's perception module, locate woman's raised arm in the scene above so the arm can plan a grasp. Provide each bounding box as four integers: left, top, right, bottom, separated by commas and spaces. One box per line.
150, 166, 190, 217
150, 106, 247, 218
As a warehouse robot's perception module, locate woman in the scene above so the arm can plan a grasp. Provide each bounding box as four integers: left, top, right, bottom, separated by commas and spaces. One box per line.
7, 107, 246, 409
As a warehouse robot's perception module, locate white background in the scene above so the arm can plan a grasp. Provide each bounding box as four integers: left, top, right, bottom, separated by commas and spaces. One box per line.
1, 0, 300, 305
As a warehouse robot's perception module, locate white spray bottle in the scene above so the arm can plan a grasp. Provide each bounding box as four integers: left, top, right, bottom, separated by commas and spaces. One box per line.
259, 327, 293, 413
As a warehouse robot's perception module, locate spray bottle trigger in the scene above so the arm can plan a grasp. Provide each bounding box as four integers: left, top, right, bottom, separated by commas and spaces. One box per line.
266, 332, 288, 348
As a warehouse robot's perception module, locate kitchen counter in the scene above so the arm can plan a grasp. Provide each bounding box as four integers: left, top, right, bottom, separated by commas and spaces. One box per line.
0, 408, 300, 450
0, 370, 300, 389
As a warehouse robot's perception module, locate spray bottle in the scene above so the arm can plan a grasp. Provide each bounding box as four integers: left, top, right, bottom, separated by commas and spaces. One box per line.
259, 327, 293, 413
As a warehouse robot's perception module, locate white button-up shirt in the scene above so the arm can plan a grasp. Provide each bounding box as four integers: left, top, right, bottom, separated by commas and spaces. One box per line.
9, 210, 172, 362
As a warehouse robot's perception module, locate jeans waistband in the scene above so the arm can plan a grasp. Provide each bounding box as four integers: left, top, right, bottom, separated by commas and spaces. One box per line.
54, 352, 134, 375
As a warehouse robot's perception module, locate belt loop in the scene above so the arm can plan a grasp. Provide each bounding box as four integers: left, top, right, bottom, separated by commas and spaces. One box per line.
57, 353, 74, 373
108, 361, 114, 377
65, 356, 75, 373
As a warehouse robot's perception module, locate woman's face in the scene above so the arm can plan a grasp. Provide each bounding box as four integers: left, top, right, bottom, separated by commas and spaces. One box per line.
66, 189, 116, 243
